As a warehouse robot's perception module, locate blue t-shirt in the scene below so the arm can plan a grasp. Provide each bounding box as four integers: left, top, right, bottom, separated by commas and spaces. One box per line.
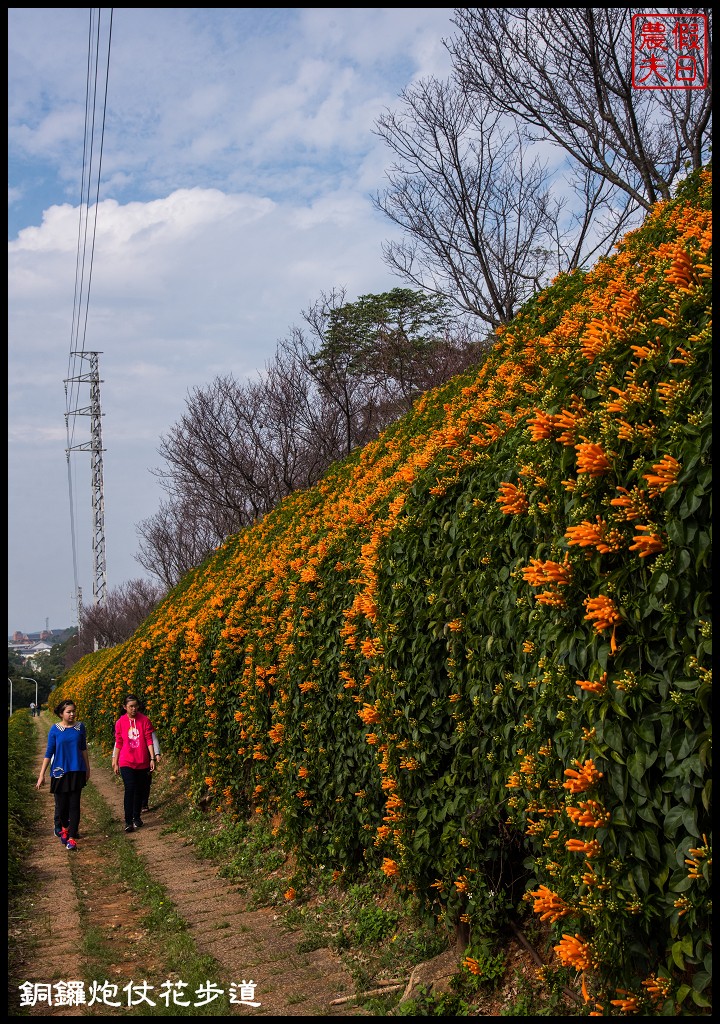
44, 722, 87, 774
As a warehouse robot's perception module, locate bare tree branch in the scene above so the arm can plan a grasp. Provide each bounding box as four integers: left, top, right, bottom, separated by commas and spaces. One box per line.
450, 8, 712, 208
374, 78, 565, 325
135, 500, 223, 590
78, 578, 166, 649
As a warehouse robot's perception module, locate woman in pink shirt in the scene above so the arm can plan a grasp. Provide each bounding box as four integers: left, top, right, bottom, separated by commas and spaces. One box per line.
112, 694, 156, 832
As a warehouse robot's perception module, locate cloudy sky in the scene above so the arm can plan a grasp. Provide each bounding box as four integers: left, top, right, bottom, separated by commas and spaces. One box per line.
8, 7, 457, 635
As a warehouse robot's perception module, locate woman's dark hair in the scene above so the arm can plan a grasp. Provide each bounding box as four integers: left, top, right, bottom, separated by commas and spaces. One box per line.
54, 699, 76, 717
123, 694, 140, 708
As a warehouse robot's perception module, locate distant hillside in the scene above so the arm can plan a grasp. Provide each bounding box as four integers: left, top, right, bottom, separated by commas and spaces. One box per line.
58, 168, 712, 1014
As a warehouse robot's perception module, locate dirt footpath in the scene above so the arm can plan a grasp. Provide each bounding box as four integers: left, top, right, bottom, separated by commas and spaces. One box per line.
89, 767, 362, 1016
14, 718, 367, 1017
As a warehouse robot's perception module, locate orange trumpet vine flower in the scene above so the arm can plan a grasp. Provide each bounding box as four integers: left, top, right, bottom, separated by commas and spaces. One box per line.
610, 486, 651, 521
665, 248, 694, 289
641, 975, 672, 1003
583, 595, 622, 646
575, 673, 607, 694
642, 455, 681, 494
527, 410, 556, 441
576, 441, 612, 477
610, 991, 641, 1013
522, 557, 573, 587
566, 838, 602, 857
581, 321, 609, 361
566, 799, 611, 828
628, 526, 665, 558
381, 858, 400, 877
358, 703, 382, 725
565, 518, 620, 552
529, 885, 573, 922
554, 408, 582, 446
554, 933, 596, 972
563, 759, 603, 793
496, 481, 528, 515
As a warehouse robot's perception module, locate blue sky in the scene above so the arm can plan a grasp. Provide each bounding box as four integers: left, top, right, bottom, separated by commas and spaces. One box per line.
8, 8, 457, 634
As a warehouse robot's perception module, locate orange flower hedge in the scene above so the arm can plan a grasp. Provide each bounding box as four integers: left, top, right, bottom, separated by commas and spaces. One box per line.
57, 168, 711, 1014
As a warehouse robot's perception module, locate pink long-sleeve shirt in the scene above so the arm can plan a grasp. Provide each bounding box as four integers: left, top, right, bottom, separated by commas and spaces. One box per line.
114, 712, 154, 769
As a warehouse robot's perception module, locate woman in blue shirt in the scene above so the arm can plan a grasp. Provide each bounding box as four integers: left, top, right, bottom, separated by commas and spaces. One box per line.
36, 699, 90, 852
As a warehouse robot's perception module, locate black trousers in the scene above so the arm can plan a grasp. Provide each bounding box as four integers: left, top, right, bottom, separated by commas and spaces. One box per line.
120, 766, 150, 825
54, 790, 82, 841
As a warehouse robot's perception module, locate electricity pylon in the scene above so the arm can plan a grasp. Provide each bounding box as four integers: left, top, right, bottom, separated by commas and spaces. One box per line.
65, 351, 107, 624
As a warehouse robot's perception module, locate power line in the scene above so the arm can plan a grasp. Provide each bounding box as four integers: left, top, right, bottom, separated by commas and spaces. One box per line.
64, 9, 113, 630
66, 8, 113, 441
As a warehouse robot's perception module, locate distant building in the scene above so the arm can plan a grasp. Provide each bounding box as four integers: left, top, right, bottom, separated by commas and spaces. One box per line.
8, 642, 33, 656
8, 640, 52, 661
27, 641, 53, 657
8, 628, 71, 646
8, 628, 73, 667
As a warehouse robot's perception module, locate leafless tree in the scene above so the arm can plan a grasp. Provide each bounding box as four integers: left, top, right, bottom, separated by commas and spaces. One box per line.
63, 633, 91, 668
78, 578, 166, 649
449, 8, 712, 209
136, 499, 224, 590
374, 78, 568, 326
147, 351, 351, 537
135, 349, 355, 582
254, 346, 348, 494
152, 375, 276, 534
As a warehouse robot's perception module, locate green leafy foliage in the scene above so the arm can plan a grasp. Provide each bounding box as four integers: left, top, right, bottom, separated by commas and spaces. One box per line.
8, 710, 39, 894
